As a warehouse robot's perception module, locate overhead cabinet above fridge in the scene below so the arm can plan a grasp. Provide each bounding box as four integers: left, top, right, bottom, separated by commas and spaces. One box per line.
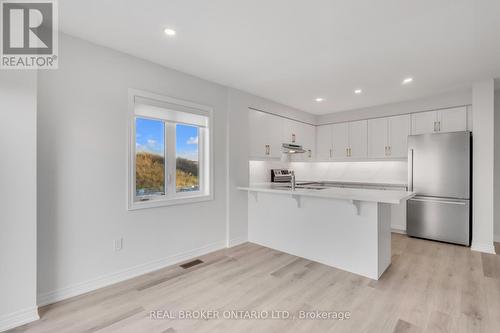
411, 106, 468, 135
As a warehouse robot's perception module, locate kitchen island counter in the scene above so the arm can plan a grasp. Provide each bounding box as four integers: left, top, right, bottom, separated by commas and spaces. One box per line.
238, 184, 415, 280
238, 183, 414, 205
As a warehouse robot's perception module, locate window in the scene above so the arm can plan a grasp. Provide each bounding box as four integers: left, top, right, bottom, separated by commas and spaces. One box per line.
128, 90, 213, 210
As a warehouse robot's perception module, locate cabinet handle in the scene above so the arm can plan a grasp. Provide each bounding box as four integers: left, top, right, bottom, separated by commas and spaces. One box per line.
346, 147, 349, 157
265, 144, 270, 155
329, 148, 333, 158
350, 148, 352, 157
388, 146, 391, 156
438, 121, 441, 132
291, 133, 296, 143
384, 146, 387, 156
308, 149, 312, 158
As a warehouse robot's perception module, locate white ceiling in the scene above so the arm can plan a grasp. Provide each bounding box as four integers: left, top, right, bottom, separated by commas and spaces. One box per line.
59, 0, 500, 114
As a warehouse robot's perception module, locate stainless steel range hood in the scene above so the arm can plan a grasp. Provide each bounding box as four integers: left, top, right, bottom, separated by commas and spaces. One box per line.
281, 143, 306, 154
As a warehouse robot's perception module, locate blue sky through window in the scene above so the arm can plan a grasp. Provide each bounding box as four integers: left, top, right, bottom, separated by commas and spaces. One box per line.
136, 118, 164, 155
176, 124, 199, 161
136, 118, 198, 161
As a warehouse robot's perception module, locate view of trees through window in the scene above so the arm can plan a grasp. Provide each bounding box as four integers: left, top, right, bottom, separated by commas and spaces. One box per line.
135, 118, 165, 197
135, 118, 200, 197
176, 124, 199, 192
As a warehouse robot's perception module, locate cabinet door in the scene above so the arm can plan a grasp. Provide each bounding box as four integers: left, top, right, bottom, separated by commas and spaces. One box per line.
438, 107, 467, 133
367, 118, 388, 158
248, 109, 267, 157
283, 119, 300, 144
411, 111, 438, 135
316, 125, 333, 160
265, 112, 284, 158
289, 121, 315, 161
332, 123, 349, 159
248, 109, 283, 158
348, 120, 368, 158
301, 123, 316, 160
388, 114, 410, 158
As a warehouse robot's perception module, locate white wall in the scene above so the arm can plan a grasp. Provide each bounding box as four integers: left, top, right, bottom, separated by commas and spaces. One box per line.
0, 72, 39, 331
495, 86, 500, 243
36, 34, 229, 304
472, 80, 496, 253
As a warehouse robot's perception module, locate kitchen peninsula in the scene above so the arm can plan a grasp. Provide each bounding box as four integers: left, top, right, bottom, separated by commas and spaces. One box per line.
238, 184, 415, 279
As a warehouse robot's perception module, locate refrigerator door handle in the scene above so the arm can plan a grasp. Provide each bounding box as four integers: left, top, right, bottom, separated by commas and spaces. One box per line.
408, 149, 414, 191
410, 197, 467, 205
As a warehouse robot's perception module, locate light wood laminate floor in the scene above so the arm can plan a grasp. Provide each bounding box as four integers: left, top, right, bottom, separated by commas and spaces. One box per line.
8, 234, 500, 333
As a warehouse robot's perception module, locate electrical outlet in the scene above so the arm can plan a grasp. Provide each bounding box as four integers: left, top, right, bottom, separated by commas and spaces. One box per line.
114, 238, 123, 252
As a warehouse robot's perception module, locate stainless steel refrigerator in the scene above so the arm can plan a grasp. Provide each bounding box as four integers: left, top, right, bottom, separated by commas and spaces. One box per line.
407, 131, 472, 246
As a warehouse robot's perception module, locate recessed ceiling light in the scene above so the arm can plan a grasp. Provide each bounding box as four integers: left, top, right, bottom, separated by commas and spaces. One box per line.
164, 28, 177, 36
354, 89, 362, 94
315, 97, 325, 102
402, 77, 413, 85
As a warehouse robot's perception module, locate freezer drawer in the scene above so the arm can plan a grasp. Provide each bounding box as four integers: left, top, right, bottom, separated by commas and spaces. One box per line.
407, 196, 470, 246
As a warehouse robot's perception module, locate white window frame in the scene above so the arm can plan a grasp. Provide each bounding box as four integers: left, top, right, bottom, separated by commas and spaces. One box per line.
127, 89, 214, 210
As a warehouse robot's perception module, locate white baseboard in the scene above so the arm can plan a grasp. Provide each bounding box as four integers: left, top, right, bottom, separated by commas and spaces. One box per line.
471, 241, 496, 254
227, 236, 248, 247
391, 227, 406, 235
0, 306, 39, 333
37, 240, 226, 307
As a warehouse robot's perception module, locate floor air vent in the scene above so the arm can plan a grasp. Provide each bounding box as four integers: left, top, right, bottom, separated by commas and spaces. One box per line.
180, 259, 203, 269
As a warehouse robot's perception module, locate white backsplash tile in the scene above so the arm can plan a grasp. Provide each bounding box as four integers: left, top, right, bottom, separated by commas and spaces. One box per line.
249, 160, 408, 185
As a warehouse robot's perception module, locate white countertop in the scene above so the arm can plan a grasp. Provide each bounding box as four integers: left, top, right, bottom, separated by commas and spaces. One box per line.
238, 183, 415, 204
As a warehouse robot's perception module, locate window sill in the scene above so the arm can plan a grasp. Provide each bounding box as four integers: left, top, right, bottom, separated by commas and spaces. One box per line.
128, 193, 213, 210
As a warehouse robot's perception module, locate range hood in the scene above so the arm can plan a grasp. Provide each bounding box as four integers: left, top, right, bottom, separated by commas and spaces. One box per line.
281, 143, 306, 154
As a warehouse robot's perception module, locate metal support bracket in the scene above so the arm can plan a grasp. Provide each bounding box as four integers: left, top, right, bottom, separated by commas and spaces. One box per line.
349, 200, 361, 215
291, 194, 302, 208
249, 191, 258, 202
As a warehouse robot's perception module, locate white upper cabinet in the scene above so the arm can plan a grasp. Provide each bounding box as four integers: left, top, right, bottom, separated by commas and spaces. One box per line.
249, 106, 469, 162
285, 119, 315, 161
368, 115, 410, 159
438, 107, 467, 133
332, 123, 349, 159
411, 107, 467, 135
348, 120, 368, 158
248, 109, 283, 158
411, 111, 438, 135
367, 118, 388, 158
388, 115, 410, 158
316, 125, 333, 160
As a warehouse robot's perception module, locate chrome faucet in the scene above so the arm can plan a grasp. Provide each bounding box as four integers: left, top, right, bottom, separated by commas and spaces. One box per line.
290, 170, 296, 191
